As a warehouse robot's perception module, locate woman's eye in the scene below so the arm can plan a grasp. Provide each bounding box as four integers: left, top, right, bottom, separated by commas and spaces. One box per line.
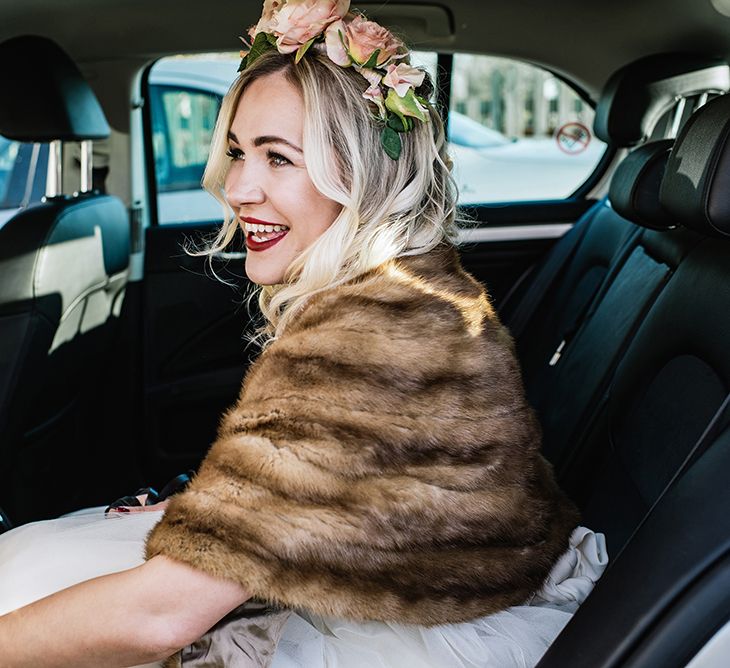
268, 151, 291, 167
226, 148, 243, 161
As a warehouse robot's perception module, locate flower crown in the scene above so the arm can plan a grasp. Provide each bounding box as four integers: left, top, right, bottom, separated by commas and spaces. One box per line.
238, 0, 431, 160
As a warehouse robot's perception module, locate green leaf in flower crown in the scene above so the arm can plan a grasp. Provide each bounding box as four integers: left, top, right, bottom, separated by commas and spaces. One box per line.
295, 37, 316, 64
361, 48, 381, 69
387, 114, 411, 133
239, 31, 276, 71
385, 88, 428, 123
381, 125, 402, 160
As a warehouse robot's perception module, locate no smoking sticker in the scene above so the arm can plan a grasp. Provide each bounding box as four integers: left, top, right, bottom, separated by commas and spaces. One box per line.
556, 122, 591, 154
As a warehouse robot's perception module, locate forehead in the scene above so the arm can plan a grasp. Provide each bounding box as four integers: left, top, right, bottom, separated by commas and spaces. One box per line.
230, 71, 304, 144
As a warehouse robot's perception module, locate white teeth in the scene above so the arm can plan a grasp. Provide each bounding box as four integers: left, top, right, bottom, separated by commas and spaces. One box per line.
243, 221, 289, 233
252, 235, 266, 242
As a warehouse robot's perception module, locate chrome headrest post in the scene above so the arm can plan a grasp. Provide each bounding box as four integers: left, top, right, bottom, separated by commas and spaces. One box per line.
79, 140, 93, 193
668, 96, 687, 139
46, 140, 63, 198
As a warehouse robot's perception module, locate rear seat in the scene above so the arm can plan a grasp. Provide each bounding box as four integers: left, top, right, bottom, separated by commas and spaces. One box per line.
537, 90, 730, 668
534, 142, 702, 470
500, 54, 730, 424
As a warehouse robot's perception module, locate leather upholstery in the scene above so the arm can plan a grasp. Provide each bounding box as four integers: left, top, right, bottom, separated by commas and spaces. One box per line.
0, 36, 129, 523
609, 139, 675, 230
660, 93, 730, 238
593, 53, 730, 146
0, 35, 110, 141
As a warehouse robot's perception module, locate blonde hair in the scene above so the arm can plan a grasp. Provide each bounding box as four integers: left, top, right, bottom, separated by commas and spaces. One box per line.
195, 48, 458, 345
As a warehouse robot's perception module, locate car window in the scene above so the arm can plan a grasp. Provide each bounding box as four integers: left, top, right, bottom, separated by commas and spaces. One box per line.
146, 52, 606, 225
0, 137, 23, 209
449, 54, 607, 204
148, 72, 228, 225
0, 139, 48, 230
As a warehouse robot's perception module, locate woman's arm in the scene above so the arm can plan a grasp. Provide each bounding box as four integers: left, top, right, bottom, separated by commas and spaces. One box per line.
0, 555, 250, 668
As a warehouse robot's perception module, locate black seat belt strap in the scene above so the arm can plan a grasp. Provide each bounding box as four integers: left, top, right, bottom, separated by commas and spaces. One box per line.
506, 204, 597, 340
617, 391, 730, 561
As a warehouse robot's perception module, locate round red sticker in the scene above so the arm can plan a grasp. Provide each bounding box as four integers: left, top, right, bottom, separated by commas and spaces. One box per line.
556, 122, 591, 154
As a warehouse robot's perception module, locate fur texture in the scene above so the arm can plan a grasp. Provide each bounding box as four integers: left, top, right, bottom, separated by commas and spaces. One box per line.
145, 244, 580, 625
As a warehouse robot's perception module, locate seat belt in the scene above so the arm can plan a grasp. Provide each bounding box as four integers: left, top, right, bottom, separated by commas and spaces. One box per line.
616, 391, 730, 561
656, 391, 730, 499
505, 204, 597, 341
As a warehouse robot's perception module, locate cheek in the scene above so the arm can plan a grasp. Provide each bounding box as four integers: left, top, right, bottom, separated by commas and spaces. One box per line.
308, 190, 341, 236
223, 168, 237, 201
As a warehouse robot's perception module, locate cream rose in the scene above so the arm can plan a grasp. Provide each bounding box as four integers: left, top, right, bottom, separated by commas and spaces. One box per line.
346, 14, 401, 66
272, 0, 350, 54
324, 19, 350, 66
382, 62, 425, 97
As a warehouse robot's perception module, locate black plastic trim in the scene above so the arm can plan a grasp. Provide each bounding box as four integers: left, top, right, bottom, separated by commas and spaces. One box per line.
462, 197, 597, 226
436, 52, 453, 139
140, 60, 160, 227
623, 555, 730, 668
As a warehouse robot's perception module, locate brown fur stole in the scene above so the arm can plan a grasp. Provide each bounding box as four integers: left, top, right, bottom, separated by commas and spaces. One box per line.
145, 243, 579, 626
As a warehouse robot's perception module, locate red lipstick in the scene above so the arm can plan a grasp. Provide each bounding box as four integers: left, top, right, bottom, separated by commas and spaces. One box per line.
241, 217, 289, 252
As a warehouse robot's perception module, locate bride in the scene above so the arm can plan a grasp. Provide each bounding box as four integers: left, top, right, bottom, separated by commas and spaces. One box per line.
0, 2, 607, 666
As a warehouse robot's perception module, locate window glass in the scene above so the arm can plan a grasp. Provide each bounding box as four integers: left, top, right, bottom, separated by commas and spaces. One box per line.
149, 55, 239, 224
0, 138, 18, 199
0, 139, 47, 228
154, 88, 220, 192
147, 53, 606, 225
450, 54, 606, 204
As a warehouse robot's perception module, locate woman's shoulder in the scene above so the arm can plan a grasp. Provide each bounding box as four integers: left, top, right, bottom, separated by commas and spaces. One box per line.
287, 243, 502, 341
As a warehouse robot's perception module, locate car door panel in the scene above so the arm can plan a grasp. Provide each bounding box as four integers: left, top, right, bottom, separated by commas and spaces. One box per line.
142, 222, 254, 478
458, 198, 597, 309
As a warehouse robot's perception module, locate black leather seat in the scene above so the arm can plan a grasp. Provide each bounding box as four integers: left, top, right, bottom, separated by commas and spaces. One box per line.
500, 54, 730, 434
535, 142, 703, 472
538, 91, 730, 668
0, 36, 130, 524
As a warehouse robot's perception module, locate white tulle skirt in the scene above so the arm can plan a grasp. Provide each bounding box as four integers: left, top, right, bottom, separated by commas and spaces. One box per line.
0, 507, 607, 668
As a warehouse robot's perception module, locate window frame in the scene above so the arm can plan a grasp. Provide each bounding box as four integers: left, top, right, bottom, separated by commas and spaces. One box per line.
140, 52, 615, 228
439, 52, 615, 204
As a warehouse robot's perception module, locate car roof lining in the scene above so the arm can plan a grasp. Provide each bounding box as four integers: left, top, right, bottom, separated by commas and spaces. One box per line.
1, 0, 729, 95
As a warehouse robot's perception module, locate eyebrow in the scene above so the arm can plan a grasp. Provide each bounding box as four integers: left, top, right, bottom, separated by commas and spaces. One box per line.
227, 130, 303, 154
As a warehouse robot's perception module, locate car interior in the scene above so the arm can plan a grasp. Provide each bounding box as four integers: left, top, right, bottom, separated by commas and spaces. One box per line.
0, 1, 729, 666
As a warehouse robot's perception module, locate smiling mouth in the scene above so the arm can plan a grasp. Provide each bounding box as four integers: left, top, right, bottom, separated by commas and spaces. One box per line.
242, 220, 290, 251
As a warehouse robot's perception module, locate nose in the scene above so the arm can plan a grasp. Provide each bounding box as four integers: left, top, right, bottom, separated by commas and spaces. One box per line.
224, 162, 266, 210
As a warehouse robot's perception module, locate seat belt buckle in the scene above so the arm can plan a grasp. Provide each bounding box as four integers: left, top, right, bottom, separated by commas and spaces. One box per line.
549, 339, 566, 366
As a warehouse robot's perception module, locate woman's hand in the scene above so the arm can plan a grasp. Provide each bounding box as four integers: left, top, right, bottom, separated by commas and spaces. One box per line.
107, 493, 169, 513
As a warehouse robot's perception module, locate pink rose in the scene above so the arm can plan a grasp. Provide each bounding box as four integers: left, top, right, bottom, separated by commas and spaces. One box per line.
272, 0, 350, 54
324, 19, 350, 66
362, 84, 386, 118
382, 63, 425, 97
251, 0, 285, 36
357, 67, 385, 116
346, 15, 402, 66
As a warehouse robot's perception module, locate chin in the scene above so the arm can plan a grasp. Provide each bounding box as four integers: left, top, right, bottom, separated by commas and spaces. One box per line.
245, 259, 286, 286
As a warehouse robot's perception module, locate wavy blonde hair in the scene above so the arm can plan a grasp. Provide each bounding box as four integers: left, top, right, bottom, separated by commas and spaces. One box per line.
194, 48, 457, 345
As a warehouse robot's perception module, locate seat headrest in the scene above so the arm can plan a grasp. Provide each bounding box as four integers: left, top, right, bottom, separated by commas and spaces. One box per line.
0, 35, 110, 142
659, 94, 730, 238
609, 140, 675, 230
594, 53, 730, 147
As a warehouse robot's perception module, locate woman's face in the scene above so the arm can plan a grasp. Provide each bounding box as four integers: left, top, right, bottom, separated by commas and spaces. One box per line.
224, 71, 342, 285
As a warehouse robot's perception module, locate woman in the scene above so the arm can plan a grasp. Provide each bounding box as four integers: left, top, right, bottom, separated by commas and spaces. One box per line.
0, 2, 607, 666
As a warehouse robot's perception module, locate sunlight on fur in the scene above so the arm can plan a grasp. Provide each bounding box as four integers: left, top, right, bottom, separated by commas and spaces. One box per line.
384, 263, 492, 336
